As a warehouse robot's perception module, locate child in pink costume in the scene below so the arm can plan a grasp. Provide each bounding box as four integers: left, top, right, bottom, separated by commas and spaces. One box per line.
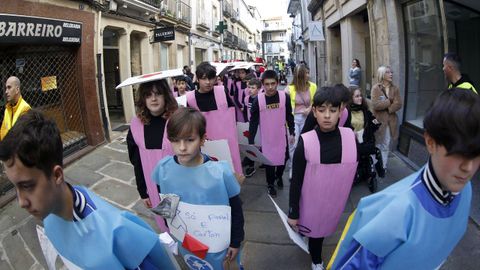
127, 79, 178, 232
288, 87, 358, 270
186, 62, 243, 175
248, 70, 295, 197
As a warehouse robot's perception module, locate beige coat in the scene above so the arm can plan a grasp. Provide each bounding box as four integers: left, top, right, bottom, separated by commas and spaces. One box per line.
371, 83, 403, 141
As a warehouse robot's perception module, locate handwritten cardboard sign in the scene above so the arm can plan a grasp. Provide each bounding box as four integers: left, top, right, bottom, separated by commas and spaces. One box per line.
238, 144, 272, 165
236, 122, 261, 146
167, 202, 231, 253
201, 139, 234, 170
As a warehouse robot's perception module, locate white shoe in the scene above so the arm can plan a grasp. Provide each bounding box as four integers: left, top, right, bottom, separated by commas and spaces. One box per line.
312, 262, 325, 270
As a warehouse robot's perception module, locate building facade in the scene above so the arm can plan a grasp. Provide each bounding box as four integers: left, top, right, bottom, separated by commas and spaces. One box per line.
262, 17, 291, 67
305, 0, 479, 167
0, 0, 104, 153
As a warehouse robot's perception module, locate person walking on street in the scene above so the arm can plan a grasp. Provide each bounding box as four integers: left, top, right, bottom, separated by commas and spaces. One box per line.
349, 59, 361, 87
1, 76, 31, 140
371, 66, 403, 174
443, 53, 477, 94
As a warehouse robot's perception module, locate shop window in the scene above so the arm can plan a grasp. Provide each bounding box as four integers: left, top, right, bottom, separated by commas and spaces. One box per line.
403, 0, 444, 128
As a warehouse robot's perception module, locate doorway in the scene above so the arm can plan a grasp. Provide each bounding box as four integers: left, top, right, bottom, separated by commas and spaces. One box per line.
103, 28, 124, 129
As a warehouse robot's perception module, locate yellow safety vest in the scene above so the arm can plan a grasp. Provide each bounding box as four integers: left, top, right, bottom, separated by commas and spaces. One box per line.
448, 81, 477, 94
288, 81, 317, 111
1, 96, 31, 140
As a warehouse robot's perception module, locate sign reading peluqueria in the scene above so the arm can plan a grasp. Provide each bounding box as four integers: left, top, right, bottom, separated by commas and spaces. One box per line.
0, 13, 82, 45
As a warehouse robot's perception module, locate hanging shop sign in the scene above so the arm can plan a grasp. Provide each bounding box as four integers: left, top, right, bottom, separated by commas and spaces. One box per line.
0, 14, 82, 45
153, 26, 175, 43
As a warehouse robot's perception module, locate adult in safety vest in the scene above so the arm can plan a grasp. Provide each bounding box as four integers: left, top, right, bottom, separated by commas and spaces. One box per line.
1, 76, 31, 140
443, 52, 477, 94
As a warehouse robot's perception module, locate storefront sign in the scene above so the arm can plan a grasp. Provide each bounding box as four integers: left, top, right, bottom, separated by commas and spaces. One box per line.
0, 14, 82, 45
308, 21, 325, 41
153, 26, 175, 43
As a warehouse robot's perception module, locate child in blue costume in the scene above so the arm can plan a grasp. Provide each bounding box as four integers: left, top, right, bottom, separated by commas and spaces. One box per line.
329, 88, 480, 269
0, 110, 176, 270
152, 107, 245, 270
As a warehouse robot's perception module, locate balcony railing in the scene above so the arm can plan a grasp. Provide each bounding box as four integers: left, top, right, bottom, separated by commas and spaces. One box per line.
159, 0, 191, 27
177, 1, 191, 25
196, 10, 209, 30
224, 31, 234, 46
140, 0, 162, 8
223, 0, 233, 18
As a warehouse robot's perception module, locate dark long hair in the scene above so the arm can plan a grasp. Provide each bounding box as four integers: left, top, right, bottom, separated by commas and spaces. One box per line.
136, 79, 178, 124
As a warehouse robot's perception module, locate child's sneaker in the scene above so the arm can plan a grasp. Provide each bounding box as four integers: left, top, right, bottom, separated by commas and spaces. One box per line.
245, 166, 256, 178
268, 185, 277, 197
311, 262, 325, 270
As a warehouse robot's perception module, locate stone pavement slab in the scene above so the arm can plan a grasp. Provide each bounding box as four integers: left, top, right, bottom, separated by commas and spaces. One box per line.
2, 229, 35, 270
98, 161, 135, 182
91, 179, 139, 207
244, 211, 293, 244
242, 242, 311, 270
63, 165, 104, 187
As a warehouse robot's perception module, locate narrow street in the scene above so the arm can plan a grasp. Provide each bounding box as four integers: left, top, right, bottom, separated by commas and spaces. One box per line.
0, 81, 478, 269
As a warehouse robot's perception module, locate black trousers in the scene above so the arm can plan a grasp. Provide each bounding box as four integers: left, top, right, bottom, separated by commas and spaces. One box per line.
264, 143, 289, 185
309, 237, 325, 264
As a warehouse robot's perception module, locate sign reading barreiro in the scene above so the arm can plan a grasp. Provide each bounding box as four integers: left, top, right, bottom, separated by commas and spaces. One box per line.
0, 14, 82, 45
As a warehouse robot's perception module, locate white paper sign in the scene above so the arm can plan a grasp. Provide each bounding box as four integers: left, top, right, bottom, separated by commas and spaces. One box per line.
269, 196, 309, 253
236, 122, 261, 146
238, 144, 272, 165
116, 68, 184, 89
175, 94, 187, 107
36, 225, 82, 270
167, 202, 231, 253
201, 139, 234, 170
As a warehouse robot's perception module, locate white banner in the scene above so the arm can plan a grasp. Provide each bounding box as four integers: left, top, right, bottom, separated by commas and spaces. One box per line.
167, 202, 231, 253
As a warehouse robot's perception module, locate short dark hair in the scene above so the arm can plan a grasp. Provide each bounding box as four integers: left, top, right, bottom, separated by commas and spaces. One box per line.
167, 107, 206, 140
424, 88, 480, 158
195, 62, 216, 80
444, 52, 461, 71
0, 110, 63, 177
136, 79, 178, 124
261, 70, 278, 82
313, 86, 342, 108
333, 83, 351, 104
175, 75, 188, 83
248, 78, 262, 89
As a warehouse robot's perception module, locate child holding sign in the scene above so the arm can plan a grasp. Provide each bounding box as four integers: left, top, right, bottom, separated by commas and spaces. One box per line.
152, 107, 245, 270
0, 111, 177, 269
288, 87, 358, 270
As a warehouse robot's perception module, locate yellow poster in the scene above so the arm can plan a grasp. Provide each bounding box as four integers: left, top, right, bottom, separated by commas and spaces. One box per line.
41, 76, 57, 91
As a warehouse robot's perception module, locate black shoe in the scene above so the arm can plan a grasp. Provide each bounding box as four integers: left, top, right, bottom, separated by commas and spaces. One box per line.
368, 177, 378, 193
277, 177, 284, 188
375, 162, 385, 178
245, 166, 256, 178
268, 185, 277, 197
